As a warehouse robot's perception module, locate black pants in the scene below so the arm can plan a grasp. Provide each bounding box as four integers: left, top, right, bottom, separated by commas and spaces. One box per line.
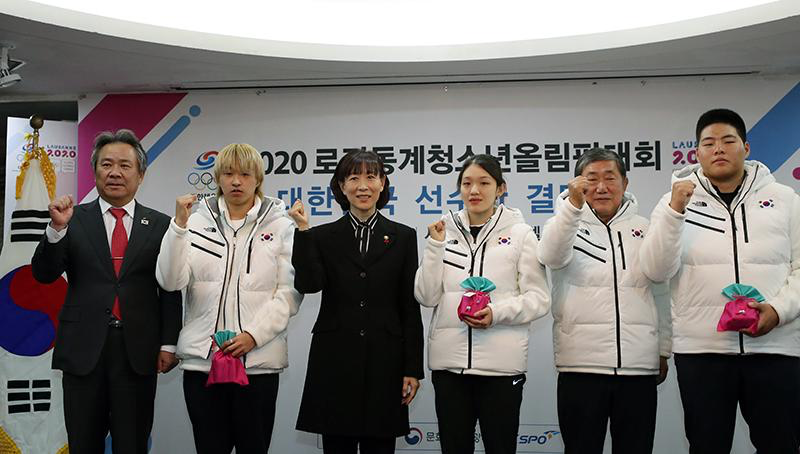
322, 434, 396, 454
674, 353, 800, 454
183, 370, 279, 454
62, 327, 157, 454
556, 372, 656, 454
431, 370, 525, 454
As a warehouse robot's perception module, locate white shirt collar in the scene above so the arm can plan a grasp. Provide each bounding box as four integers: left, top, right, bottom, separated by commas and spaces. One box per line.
99, 197, 136, 218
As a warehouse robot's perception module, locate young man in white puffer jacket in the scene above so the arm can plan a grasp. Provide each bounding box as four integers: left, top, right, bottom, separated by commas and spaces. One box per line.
641, 108, 800, 454
156, 143, 302, 453
538, 148, 671, 454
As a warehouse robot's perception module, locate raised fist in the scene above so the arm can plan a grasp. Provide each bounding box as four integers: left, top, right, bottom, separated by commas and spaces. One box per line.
175, 194, 198, 228
669, 181, 696, 214
48, 195, 74, 231
289, 199, 310, 231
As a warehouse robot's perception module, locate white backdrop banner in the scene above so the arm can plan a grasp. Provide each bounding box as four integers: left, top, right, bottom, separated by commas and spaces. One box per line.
71, 76, 800, 453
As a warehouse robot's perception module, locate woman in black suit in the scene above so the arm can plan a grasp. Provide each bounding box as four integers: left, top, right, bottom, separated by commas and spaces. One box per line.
289, 150, 424, 454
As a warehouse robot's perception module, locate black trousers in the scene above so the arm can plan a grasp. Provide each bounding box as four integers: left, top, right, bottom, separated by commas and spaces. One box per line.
674, 353, 800, 454
556, 372, 657, 454
62, 327, 157, 454
431, 370, 526, 454
183, 370, 279, 454
322, 434, 396, 454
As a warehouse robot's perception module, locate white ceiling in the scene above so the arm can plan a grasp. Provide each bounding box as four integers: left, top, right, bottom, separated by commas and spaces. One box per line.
0, 0, 799, 101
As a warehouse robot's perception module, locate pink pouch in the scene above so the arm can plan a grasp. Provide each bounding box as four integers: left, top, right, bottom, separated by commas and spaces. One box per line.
458, 291, 491, 321
206, 350, 249, 387
716, 296, 759, 334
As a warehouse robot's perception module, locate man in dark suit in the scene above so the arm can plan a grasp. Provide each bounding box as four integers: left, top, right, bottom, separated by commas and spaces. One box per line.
31, 129, 182, 454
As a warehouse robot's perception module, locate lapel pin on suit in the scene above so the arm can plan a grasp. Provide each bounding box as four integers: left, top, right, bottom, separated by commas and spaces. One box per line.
141, 217, 149, 225
383, 235, 389, 245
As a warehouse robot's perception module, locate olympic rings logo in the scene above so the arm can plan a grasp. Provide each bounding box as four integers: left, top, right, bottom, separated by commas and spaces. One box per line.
187, 172, 217, 190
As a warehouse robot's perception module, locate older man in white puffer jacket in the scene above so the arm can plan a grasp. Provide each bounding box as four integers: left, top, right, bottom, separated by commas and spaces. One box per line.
539, 147, 671, 454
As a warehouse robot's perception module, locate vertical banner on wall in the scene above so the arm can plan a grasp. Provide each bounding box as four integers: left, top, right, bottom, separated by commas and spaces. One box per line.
4, 118, 78, 240
0, 119, 74, 453
67, 77, 800, 454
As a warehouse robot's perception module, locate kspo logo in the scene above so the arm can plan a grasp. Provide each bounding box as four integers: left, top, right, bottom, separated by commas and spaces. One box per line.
188, 151, 219, 192
519, 429, 561, 446
404, 428, 423, 445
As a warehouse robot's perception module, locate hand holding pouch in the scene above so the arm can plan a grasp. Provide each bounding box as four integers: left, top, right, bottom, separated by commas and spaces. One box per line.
458, 276, 496, 321
717, 283, 763, 335
206, 330, 249, 387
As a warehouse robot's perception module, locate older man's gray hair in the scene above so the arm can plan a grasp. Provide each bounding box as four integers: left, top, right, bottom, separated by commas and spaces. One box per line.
574, 147, 626, 178
90, 129, 148, 173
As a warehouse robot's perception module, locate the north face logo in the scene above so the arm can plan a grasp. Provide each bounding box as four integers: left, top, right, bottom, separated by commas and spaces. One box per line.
579, 228, 590, 236
447, 239, 458, 245
692, 201, 707, 207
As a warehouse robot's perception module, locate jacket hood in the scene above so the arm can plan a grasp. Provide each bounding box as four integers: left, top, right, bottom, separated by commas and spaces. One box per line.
555, 189, 640, 226
200, 195, 287, 232
442, 204, 526, 244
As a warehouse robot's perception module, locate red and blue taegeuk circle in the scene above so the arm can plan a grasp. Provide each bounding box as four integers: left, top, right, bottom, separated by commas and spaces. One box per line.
0, 265, 67, 356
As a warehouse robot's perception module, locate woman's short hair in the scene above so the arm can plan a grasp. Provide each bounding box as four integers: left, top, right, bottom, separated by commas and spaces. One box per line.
213, 143, 265, 199
330, 150, 391, 211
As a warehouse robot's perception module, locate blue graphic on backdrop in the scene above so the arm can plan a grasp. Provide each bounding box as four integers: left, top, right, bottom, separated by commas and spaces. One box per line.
747, 82, 800, 174
146, 104, 202, 164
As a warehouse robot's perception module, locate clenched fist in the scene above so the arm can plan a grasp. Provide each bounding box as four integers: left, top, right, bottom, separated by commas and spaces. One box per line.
289, 199, 310, 231
48, 195, 74, 231
428, 220, 445, 242
175, 194, 198, 228
567, 176, 590, 209
669, 181, 696, 214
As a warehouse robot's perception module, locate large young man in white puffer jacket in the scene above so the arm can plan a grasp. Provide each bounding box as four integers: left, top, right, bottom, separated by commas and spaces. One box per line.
538, 148, 671, 454
156, 143, 302, 453
641, 109, 800, 454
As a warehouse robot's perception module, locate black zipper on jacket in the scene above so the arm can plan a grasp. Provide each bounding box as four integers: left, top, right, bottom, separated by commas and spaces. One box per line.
246, 240, 253, 273
606, 226, 622, 370
237, 277, 247, 368
206, 199, 231, 359
730, 214, 744, 353
693, 169, 760, 355
741, 205, 749, 244
449, 209, 503, 373
617, 231, 626, 270
587, 202, 630, 372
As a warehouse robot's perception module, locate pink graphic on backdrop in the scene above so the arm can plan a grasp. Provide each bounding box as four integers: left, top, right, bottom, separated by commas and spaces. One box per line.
77, 93, 187, 201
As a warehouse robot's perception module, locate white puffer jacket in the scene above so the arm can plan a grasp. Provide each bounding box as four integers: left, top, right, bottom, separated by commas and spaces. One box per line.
156, 196, 302, 373
641, 161, 800, 356
414, 205, 550, 376
538, 191, 671, 375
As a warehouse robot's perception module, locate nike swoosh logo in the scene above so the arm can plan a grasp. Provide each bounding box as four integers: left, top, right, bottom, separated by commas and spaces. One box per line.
513, 378, 523, 386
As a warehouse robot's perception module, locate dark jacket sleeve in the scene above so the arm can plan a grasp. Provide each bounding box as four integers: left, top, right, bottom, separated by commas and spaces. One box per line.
159, 287, 182, 345
292, 228, 326, 294
400, 227, 424, 379
31, 231, 69, 284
